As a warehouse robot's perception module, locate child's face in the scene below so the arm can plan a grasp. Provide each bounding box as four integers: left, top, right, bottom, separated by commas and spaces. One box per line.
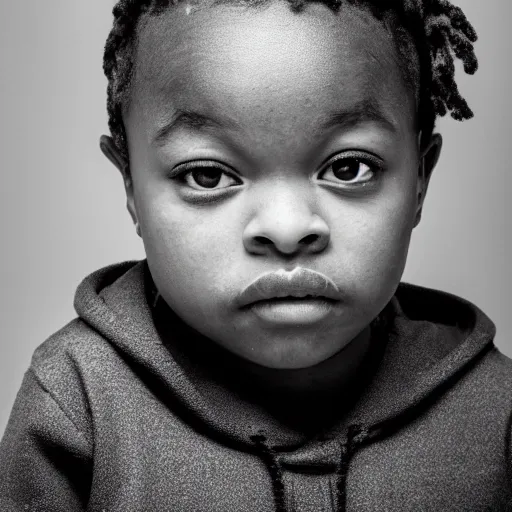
105, 1, 439, 369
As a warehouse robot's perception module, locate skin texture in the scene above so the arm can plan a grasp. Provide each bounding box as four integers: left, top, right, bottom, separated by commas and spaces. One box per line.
101, 1, 442, 406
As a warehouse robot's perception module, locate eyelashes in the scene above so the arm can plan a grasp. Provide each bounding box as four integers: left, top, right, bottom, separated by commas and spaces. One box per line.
168, 152, 385, 194
318, 152, 384, 186
168, 160, 242, 191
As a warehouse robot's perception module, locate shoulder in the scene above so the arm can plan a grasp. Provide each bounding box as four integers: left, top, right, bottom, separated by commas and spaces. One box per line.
450, 346, 512, 416
31, 316, 119, 380
488, 350, 512, 484
28, 318, 116, 443
475, 346, 512, 391
461, 346, 512, 455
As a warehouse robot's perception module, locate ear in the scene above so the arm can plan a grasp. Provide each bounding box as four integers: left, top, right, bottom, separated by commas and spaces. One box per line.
414, 132, 443, 228
99, 135, 141, 237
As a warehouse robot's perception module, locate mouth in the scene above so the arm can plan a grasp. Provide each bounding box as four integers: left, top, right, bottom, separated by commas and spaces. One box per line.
235, 267, 342, 323
248, 295, 338, 305
245, 296, 339, 325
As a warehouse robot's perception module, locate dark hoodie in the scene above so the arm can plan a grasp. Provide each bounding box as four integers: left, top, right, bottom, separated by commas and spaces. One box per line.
1, 260, 512, 511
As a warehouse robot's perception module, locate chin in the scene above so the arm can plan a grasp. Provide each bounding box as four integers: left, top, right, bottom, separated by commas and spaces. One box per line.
237, 339, 345, 370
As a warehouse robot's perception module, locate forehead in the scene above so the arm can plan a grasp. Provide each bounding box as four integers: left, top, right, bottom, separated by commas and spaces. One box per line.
129, 1, 415, 137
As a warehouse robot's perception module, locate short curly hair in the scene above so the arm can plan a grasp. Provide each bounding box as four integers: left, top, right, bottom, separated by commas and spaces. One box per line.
103, 0, 478, 162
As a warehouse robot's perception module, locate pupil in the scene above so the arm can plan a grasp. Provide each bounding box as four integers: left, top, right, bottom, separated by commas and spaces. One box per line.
192, 168, 222, 188
332, 159, 359, 181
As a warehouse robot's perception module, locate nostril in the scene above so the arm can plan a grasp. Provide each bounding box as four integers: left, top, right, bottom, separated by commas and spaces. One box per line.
300, 234, 319, 245
254, 236, 273, 245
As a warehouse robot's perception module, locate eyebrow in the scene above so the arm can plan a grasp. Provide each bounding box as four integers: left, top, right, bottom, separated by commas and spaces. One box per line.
319, 101, 397, 134
152, 109, 240, 147
152, 101, 397, 147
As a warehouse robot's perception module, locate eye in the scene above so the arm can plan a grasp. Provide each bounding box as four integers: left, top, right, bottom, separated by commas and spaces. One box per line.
319, 154, 382, 186
170, 161, 241, 191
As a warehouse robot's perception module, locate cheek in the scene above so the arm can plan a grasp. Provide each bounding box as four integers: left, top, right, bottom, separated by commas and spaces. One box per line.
331, 182, 417, 299
135, 188, 241, 310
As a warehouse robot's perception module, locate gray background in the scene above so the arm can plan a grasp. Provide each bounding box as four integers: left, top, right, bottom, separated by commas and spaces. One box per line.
0, 0, 510, 437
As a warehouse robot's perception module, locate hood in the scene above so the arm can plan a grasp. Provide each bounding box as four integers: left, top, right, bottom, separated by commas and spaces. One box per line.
74, 259, 496, 512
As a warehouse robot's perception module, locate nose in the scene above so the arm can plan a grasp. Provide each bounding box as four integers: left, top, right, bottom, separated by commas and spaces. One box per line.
243, 183, 330, 256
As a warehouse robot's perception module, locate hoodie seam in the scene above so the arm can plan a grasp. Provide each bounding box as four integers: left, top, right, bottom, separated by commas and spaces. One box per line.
28, 367, 93, 449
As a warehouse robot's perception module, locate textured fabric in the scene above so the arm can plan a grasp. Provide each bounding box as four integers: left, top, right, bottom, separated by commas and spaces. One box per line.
1, 259, 512, 511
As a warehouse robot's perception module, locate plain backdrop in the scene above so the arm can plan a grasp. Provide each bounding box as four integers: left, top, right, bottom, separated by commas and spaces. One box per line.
0, 0, 510, 437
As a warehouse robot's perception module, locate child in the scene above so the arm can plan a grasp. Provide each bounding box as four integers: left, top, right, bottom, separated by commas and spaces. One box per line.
1, 0, 511, 510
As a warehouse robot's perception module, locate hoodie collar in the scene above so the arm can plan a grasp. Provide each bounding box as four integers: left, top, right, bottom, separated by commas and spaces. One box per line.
332, 281, 496, 433
74, 259, 496, 459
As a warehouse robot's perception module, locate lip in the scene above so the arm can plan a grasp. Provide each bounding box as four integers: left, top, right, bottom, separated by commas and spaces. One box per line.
235, 267, 342, 309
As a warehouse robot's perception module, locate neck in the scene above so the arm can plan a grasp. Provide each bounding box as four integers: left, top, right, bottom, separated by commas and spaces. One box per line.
227, 327, 373, 431
232, 327, 372, 395
153, 296, 385, 433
